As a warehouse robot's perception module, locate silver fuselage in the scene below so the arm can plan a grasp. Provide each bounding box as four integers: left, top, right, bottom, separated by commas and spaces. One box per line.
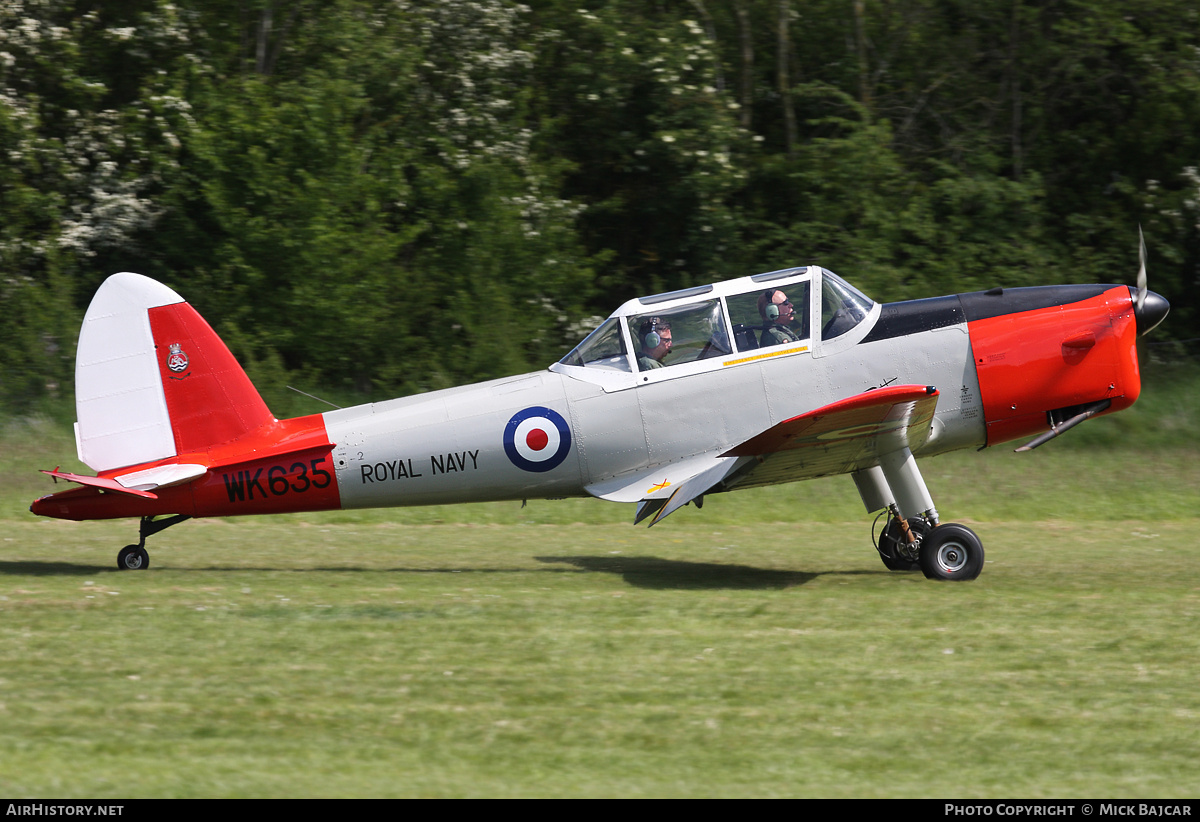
324, 311, 984, 510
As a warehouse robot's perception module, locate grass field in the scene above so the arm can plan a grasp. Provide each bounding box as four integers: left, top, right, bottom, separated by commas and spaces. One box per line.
1, 370, 1197, 797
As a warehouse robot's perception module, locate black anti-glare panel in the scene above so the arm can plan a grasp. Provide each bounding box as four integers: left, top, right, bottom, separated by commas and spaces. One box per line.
860, 284, 1116, 344
860, 295, 964, 343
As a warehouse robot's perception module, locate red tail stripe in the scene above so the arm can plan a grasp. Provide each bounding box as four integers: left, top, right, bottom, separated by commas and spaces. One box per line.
148, 303, 274, 455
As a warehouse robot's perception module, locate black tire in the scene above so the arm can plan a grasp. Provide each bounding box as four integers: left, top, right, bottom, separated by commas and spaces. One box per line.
878, 516, 928, 571
880, 552, 918, 571
117, 544, 149, 570
919, 524, 984, 581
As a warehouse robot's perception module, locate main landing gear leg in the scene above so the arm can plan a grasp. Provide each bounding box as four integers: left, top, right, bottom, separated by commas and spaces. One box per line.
873, 505, 930, 571
116, 514, 191, 570
854, 450, 985, 581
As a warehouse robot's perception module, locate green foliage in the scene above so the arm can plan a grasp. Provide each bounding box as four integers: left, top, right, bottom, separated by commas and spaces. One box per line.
1, 0, 1198, 407
532, 3, 753, 298
0, 263, 77, 408
149, 0, 596, 396
0, 0, 193, 407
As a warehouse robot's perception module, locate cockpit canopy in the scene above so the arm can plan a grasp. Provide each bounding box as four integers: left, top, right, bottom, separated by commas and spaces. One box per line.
558, 266, 874, 379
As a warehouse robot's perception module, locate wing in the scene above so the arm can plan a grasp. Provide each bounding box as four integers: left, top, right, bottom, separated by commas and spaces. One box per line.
585, 385, 938, 527
720, 384, 940, 489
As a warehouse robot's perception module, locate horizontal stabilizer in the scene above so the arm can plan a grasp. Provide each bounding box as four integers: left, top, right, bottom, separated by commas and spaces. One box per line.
113, 463, 208, 491
41, 470, 159, 499
41, 462, 211, 498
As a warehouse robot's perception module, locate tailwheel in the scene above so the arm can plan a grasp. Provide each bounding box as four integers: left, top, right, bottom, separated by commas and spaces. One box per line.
875, 511, 930, 571
919, 523, 984, 581
117, 544, 150, 571
114, 514, 189, 570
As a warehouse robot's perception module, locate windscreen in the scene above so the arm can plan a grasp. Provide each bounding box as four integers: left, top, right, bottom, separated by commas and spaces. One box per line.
821, 270, 874, 340
558, 317, 631, 372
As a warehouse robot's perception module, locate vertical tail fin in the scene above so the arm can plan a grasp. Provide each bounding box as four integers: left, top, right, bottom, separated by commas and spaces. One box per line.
76, 273, 273, 472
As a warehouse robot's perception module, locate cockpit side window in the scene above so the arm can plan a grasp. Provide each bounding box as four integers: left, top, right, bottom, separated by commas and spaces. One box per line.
628, 299, 730, 371
726, 281, 811, 351
820, 270, 874, 340
558, 317, 631, 372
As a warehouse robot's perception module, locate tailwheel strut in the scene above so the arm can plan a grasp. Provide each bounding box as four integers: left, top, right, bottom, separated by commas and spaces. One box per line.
116, 514, 191, 570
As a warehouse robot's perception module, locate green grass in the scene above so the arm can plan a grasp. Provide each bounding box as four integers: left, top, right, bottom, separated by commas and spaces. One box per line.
1, 371, 1198, 797
2, 518, 1198, 797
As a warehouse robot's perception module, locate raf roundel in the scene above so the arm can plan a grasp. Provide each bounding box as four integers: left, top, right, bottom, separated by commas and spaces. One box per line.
504, 406, 572, 473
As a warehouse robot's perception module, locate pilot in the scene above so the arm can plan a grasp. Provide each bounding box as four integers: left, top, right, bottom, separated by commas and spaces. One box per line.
758, 289, 801, 346
636, 317, 672, 370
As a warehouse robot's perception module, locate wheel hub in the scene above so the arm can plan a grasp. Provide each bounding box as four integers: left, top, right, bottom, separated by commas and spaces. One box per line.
936, 542, 967, 573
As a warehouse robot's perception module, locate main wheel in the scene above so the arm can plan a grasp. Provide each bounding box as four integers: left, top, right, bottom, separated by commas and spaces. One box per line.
117, 544, 149, 570
918, 524, 984, 581
878, 516, 929, 571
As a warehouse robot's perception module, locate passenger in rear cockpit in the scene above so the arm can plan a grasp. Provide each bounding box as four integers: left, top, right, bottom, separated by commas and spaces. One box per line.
758, 289, 801, 346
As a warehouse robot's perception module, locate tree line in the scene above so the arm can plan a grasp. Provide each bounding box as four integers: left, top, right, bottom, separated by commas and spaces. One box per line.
3, 0, 1197, 413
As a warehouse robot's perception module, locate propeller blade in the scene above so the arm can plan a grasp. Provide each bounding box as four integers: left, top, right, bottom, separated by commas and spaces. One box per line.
1137, 225, 1148, 312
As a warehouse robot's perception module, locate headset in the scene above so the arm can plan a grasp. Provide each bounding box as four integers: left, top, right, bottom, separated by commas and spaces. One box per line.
762, 290, 780, 321
639, 317, 668, 350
